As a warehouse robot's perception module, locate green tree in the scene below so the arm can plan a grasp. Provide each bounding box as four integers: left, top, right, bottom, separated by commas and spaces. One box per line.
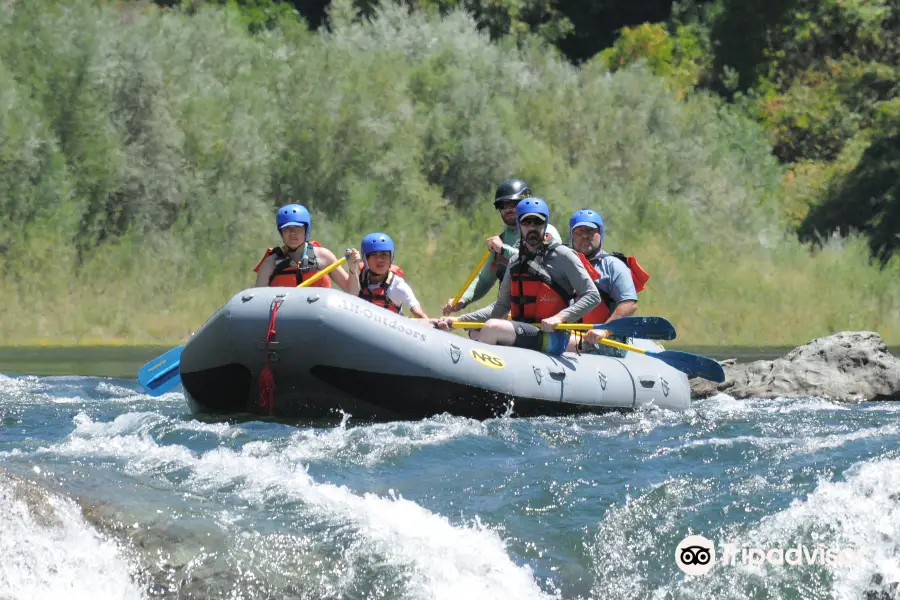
800, 128, 900, 267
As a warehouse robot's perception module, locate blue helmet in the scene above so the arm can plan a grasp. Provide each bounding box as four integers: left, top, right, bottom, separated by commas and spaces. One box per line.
361, 232, 394, 264
569, 209, 604, 243
515, 197, 550, 225
276, 204, 311, 232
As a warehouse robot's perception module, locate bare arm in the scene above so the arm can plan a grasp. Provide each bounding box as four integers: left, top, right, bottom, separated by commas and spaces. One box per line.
606, 299, 637, 322
391, 278, 429, 319
584, 299, 638, 344
316, 246, 352, 292
458, 266, 512, 322
345, 249, 362, 296
254, 255, 276, 287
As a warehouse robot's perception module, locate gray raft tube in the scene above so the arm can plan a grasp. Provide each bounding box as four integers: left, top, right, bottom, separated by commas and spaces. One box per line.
179, 287, 692, 421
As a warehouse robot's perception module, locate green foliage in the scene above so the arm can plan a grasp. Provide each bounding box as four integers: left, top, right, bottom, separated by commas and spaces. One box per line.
409, 0, 573, 44
178, 0, 303, 33
800, 129, 900, 267
0, 0, 896, 345
596, 22, 708, 98
683, 0, 900, 264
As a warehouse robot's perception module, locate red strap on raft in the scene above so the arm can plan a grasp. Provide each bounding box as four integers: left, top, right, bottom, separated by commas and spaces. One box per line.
259, 297, 282, 413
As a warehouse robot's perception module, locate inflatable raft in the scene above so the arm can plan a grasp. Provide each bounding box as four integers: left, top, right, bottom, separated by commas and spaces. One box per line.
178, 287, 692, 420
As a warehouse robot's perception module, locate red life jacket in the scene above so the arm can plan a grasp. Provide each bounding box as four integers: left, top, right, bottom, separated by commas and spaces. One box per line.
490, 230, 553, 282
509, 242, 599, 320
358, 265, 405, 314
252, 241, 333, 288
580, 251, 650, 324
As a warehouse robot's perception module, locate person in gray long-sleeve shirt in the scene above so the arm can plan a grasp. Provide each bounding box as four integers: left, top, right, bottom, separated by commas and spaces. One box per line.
433, 198, 600, 355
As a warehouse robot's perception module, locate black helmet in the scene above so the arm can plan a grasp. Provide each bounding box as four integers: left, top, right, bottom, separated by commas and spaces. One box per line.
493, 179, 532, 208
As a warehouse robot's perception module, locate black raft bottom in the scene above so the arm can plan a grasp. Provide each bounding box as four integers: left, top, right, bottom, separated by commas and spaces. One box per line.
308, 365, 624, 422
181, 364, 627, 422
181, 363, 253, 414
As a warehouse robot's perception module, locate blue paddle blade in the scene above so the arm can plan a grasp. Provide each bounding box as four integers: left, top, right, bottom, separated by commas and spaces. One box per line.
137, 345, 184, 396
654, 350, 726, 383
603, 316, 676, 340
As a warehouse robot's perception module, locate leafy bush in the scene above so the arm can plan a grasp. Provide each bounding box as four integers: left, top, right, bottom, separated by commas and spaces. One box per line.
0, 0, 896, 344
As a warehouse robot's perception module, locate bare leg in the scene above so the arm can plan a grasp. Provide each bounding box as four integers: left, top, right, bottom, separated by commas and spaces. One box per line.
475, 319, 517, 345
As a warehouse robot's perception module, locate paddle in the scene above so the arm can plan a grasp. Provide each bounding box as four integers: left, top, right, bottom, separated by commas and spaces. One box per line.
597, 338, 726, 383
136, 253, 349, 396
300, 255, 347, 288
451, 316, 676, 340
137, 345, 184, 397
444, 250, 491, 315
448, 316, 723, 381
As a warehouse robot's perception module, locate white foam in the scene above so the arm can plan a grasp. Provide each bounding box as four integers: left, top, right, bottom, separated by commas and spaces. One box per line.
95, 381, 142, 398
285, 414, 488, 466
0, 374, 45, 402
39, 413, 555, 600
657, 422, 900, 459
696, 393, 851, 415
0, 475, 146, 600
587, 476, 712, 598
0, 374, 182, 405
732, 454, 900, 596
666, 454, 900, 599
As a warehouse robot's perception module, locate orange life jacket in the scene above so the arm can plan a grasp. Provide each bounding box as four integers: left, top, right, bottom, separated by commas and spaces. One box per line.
252, 241, 332, 288
490, 231, 552, 282
580, 251, 649, 324
509, 242, 598, 320
358, 265, 405, 314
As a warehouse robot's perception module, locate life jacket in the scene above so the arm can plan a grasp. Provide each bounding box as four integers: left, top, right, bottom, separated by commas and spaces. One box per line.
491, 230, 552, 282
358, 265, 405, 314
509, 241, 599, 320
580, 251, 650, 324
252, 241, 333, 288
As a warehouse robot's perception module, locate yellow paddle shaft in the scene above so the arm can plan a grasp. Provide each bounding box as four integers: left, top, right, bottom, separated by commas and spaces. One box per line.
450, 322, 608, 332
297, 256, 347, 288
448, 322, 646, 354
451, 250, 491, 307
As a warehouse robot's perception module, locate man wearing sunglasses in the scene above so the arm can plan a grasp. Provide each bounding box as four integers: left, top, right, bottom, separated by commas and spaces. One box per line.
433, 198, 600, 355
442, 179, 562, 315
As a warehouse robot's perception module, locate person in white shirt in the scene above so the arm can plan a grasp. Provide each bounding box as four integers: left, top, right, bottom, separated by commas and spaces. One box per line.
346, 233, 429, 318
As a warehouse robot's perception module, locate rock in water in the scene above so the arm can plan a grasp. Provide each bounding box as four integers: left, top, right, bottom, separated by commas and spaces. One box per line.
691, 331, 900, 402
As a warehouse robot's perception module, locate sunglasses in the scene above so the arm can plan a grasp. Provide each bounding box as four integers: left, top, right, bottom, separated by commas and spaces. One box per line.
519, 217, 545, 227
496, 202, 518, 211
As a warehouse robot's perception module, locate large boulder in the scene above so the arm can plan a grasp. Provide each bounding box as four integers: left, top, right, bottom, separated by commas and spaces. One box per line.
691, 331, 900, 402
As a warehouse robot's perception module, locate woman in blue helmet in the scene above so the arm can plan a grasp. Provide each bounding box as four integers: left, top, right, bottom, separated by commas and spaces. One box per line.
346, 233, 429, 318
253, 204, 353, 291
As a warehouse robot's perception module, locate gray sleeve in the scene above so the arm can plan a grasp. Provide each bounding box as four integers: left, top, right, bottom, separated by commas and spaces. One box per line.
459, 265, 513, 322
606, 258, 638, 302
556, 248, 601, 322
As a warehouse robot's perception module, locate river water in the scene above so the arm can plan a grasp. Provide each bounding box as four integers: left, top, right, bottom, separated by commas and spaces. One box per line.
1, 347, 898, 599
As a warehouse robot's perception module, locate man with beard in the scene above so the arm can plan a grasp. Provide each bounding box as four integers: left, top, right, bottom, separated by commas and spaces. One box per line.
565, 208, 648, 353
442, 179, 562, 315
433, 198, 600, 355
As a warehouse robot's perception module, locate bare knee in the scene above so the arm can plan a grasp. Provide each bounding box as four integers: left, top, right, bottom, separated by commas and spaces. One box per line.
477, 319, 516, 345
